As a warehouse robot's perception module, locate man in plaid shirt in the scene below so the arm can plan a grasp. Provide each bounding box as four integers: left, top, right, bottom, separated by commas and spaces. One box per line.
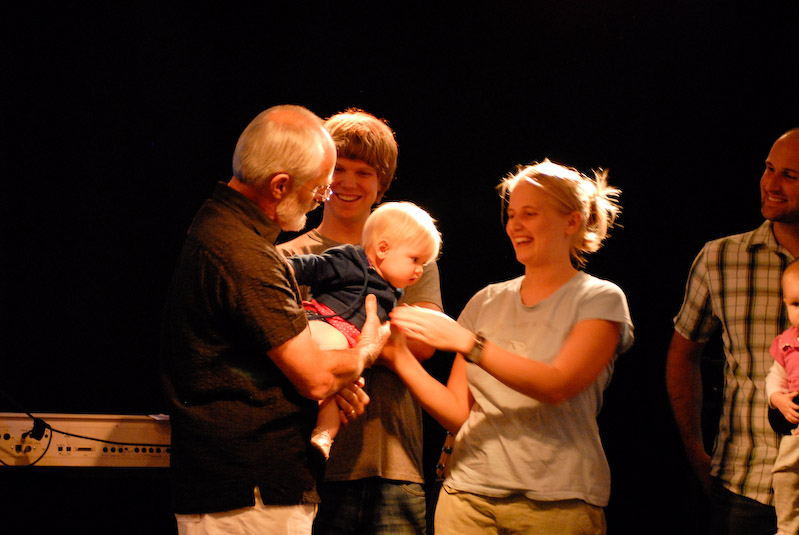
666, 128, 799, 535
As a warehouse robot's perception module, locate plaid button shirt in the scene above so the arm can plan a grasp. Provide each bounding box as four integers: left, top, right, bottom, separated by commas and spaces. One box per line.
674, 221, 793, 505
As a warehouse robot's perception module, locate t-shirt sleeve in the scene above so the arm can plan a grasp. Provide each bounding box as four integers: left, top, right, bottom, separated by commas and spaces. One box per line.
456, 286, 489, 333
765, 359, 789, 403
576, 280, 634, 355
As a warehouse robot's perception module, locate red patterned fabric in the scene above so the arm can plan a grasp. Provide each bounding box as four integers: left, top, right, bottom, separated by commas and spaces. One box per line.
303, 299, 361, 348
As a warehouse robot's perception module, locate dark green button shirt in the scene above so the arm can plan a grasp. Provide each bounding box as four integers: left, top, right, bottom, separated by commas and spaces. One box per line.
161, 182, 317, 514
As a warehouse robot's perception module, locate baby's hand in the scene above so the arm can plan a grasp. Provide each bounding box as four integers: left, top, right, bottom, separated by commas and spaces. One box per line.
376, 326, 412, 371
771, 391, 799, 424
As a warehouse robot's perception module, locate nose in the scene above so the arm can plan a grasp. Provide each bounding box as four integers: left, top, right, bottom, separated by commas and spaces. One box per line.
334, 169, 356, 189
762, 169, 780, 192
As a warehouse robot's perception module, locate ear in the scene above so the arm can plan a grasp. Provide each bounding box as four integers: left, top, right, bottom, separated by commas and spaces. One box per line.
375, 239, 391, 260
270, 173, 291, 200
564, 211, 582, 235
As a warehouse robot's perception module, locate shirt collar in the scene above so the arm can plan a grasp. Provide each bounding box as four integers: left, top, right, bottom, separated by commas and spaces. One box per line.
212, 181, 281, 243
746, 221, 786, 254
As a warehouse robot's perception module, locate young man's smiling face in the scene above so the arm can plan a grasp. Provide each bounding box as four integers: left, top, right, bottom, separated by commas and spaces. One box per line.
325, 157, 380, 225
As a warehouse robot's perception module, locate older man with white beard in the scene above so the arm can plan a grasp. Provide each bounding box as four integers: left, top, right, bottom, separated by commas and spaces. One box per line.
161, 105, 389, 535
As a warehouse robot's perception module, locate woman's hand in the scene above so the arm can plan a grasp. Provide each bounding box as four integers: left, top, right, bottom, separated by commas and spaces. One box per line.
390, 305, 473, 354
771, 391, 799, 424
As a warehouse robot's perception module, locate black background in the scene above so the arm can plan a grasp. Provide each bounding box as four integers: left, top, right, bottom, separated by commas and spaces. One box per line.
2, 2, 798, 533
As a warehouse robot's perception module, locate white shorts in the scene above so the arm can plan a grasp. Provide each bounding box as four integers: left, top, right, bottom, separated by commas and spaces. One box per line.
175, 487, 317, 535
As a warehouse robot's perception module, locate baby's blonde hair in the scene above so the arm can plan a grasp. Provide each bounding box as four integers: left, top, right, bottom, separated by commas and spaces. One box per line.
362, 202, 441, 265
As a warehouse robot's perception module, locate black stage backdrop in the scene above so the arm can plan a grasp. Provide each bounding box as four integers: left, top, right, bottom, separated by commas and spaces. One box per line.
3, 2, 798, 533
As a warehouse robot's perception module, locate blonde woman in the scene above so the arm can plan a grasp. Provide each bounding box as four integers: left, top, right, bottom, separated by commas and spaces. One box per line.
385, 160, 634, 535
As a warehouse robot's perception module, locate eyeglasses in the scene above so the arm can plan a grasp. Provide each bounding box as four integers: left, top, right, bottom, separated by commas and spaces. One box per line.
304, 183, 333, 203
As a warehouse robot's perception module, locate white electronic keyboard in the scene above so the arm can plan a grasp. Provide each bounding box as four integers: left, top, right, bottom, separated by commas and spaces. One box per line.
0, 412, 170, 467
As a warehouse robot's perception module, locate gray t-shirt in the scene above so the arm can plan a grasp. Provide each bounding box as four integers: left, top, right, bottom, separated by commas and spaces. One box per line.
451, 272, 633, 506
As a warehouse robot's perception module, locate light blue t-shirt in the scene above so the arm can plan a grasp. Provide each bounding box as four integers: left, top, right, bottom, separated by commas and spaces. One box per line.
449, 271, 633, 507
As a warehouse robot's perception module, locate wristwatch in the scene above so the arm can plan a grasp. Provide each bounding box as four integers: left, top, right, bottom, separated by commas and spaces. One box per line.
464, 332, 486, 364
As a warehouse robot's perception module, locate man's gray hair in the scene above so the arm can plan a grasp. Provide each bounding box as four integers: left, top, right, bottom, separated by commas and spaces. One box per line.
232, 105, 332, 190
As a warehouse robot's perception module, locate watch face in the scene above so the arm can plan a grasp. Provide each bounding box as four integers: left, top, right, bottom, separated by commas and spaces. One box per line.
467, 333, 485, 364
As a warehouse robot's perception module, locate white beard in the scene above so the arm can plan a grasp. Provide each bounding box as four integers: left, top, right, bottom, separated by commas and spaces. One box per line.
276, 194, 310, 232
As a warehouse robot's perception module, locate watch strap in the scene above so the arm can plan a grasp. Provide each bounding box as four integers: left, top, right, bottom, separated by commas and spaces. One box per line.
464, 332, 486, 364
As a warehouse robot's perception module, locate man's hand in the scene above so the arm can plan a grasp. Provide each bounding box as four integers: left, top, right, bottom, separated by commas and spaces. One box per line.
685, 443, 713, 493
356, 294, 390, 369
335, 376, 369, 424
665, 331, 712, 493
